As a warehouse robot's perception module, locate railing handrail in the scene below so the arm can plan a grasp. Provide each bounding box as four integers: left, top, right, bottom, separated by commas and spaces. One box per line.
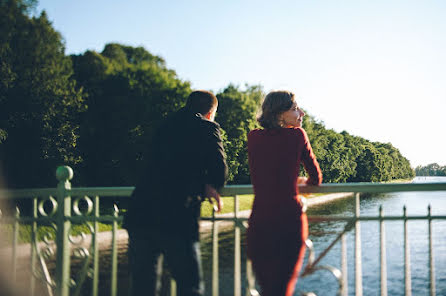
220, 182, 446, 195
2, 181, 446, 199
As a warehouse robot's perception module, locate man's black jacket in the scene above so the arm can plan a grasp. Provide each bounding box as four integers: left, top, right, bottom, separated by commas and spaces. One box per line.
123, 107, 228, 239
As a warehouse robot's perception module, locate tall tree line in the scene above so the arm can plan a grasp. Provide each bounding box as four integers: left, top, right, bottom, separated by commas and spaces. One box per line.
0, 0, 414, 188
0, 0, 84, 187
415, 163, 446, 176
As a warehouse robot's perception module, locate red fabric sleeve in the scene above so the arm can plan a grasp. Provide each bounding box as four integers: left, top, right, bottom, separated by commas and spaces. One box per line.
299, 129, 322, 185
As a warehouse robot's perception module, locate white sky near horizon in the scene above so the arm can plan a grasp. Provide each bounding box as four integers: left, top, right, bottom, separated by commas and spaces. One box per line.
36, 0, 446, 168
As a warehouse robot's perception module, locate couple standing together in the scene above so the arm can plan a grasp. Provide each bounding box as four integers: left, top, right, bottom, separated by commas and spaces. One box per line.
124, 90, 322, 296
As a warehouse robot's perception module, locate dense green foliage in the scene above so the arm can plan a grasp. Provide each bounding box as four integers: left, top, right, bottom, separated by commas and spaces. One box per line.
0, 0, 85, 187
70, 43, 191, 185
216, 85, 262, 183
0, 0, 415, 188
415, 163, 446, 176
304, 116, 415, 182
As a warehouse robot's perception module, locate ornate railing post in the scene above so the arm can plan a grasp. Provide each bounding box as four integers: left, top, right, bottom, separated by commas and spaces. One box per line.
55, 166, 73, 296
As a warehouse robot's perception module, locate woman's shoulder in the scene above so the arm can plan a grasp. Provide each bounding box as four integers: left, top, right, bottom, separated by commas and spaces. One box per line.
248, 128, 266, 138
249, 127, 307, 136
284, 127, 307, 137
282, 128, 310, 144
294, 127, 307, 134
248, 128, 262, 135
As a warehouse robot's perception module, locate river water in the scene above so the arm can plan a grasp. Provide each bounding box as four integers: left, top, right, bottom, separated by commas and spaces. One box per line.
200, 176, 446, 296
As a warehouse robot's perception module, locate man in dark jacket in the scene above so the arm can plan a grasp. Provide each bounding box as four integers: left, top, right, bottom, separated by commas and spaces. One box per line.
124, 90, 228, 296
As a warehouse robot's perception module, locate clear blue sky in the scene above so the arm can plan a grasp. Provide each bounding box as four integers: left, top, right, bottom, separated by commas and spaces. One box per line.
36, 0, 446, 167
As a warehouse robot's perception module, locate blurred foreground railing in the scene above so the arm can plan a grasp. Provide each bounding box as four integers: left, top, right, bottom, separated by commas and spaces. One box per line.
0, 166, 445, 296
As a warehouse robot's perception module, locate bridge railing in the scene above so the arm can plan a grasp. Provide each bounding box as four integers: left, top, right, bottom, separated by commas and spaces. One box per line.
0, 166, 445, 296
210, 182, 446, 296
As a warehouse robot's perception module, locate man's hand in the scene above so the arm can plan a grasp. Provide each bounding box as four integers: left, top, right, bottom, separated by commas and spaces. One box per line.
204, 184, 223, 213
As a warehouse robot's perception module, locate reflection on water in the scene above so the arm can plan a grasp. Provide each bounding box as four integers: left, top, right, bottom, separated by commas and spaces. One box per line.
201, 177, 446, 296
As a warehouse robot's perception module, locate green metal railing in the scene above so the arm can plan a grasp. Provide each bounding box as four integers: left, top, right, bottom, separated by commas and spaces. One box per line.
0, 166, 445, 296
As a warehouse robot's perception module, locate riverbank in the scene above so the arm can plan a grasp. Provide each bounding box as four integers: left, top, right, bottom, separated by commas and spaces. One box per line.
199, 192, 354, 232
0, 192, 354, 261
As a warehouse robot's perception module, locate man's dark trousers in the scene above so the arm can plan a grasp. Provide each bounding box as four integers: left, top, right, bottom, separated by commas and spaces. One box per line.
129, 231, 204, 296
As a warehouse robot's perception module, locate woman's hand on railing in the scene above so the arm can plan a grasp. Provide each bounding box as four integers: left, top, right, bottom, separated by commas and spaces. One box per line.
298, 177, 308, 184
298, 177, 311, 198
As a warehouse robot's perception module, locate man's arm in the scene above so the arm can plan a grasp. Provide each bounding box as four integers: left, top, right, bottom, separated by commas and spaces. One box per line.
205, 123, 228, 190
203, 123, 228, 212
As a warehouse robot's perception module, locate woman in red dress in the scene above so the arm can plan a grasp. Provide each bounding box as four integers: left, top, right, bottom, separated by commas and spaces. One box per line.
247, 90, 322, 296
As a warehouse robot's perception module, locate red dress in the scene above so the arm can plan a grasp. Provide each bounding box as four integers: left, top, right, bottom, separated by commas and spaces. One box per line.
247, 127, 322, 296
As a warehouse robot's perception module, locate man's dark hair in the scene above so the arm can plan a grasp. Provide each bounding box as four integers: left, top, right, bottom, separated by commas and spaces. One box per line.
185, 90, 218, 115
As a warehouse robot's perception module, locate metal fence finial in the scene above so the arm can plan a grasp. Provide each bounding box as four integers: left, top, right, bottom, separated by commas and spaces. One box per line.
56, 166, 73, 183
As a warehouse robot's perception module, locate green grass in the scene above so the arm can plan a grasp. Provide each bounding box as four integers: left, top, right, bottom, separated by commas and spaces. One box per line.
199, 193, 324, 217
200, 194, 254, 217
0, 222, 114, 245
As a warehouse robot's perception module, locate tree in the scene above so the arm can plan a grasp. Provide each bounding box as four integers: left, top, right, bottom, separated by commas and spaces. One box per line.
0, 0, 85, 187
415, 163, 446, 176
353, 144, 383, 182
216, 84, 262, 183
303, 116, 414, 183
71, 44, 191, 185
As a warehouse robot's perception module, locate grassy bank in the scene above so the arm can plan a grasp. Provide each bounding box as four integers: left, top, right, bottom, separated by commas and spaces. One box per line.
384, 178, 413, 183
200, 193, 326, 217
0, 223, 114, 245
1, 192, 339, 244
200, 194, 255, 217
